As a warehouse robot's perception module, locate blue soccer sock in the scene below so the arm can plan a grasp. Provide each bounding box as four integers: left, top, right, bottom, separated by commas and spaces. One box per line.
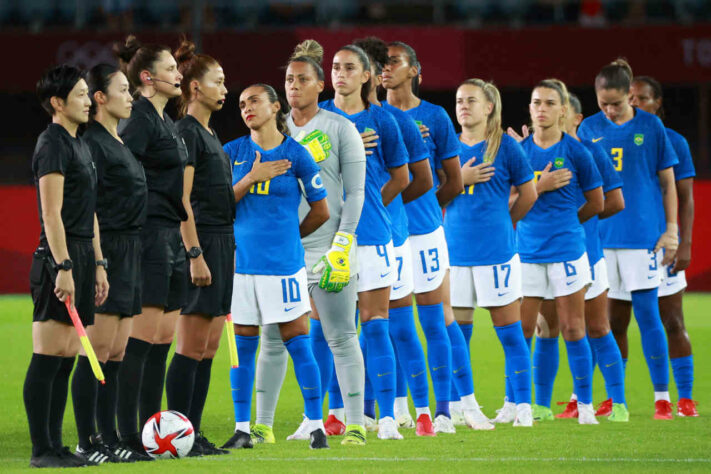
285, 334, 322, 422
328, 365, 344, 410
310, 319, 333, 399
447, 321, 474, 398
359, 330, 376, 417
622, 358, 628, 371
362, 319, 396, 419
631, 288, 669, 392
417, 303, 451, 405
533, 337, 558, 408
231, 335, 259, 424
389, 306, 429, 408
564, 337, 593, 405
588, 334, 598, 372
589, 332, 626, 405
392, 341, 409, 399
671, 355, 694, 400
495, 322, 531, 405
459, 322, 473, 352
525, 337, 533, 352
505, 377, 515, 403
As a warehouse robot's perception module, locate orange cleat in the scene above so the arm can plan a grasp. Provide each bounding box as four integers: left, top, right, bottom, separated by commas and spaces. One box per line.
677, 398, 699, 417
654, 400, 673, 420
595, 398, 613, 417
415, 414, 436, 437
555, 400, 579, 418
324, 414, 346, 436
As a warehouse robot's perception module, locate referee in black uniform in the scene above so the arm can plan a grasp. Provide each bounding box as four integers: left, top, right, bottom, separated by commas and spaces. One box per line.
70, 63, 149, 464
113, 36, 188, 453
24, 65, 109, 468
165, 39, 233, 456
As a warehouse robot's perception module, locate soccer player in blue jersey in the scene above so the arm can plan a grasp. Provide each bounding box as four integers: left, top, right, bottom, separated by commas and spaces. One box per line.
383, 42, 475, 435
320, 44, 410, 440
578, 60, 679, 420
221, 84, 330, 449
618, 76, 697, 417
535, 88, 629, 422
448, 79, 537, 427
518, 79, 604, 425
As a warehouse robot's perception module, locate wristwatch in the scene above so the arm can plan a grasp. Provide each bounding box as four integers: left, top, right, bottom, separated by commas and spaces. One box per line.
96, 259, 108, 270
54, 259, 73, 272
187, 247, 203, 259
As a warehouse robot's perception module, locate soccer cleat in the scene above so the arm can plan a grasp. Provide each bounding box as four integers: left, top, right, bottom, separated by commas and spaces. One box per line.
187, 439, 204, 457
463, 407, 495, 430
608, 403, 630, 422
595, 398, 613, 417
341, 425, 367, 446
450, 406, 466, 426
654, 400, 673, 420
56, 446, 89, 467
532, 404, 554, 421
251, 424, 276, 444
30, 450, 79, 468
75, 444, 111, 465
364, 415, 378, 432
433, 415, 456, 434
415, 413, 436, 436
113, 438, 153, 462
395, 412, 415, 429
491, 401, 516, 424
577, 403, 599, 425
377, 417, 404, 440
677, 398, 699, 417
287, 416, 312, 441
195, 432, 229, 455
555, 400, 579, 418
221, 430, 253, 449
309, 429, 330, 449
513, 404, 533, 427
324, 414, 346, 436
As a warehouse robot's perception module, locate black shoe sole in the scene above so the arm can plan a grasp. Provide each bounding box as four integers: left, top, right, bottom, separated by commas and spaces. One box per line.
309, 430, 330, 450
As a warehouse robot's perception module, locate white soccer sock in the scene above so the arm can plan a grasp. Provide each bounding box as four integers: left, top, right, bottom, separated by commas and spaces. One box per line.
460, 393, 479, 410
450, 400, 462, 413
329, 408, 345, 422
235, 421, 250, 433
394, 397, 409, 416
415, 406, 431, 417
306, 418, 325, 433
654, 391, 671, 402
570, 393, 578, 401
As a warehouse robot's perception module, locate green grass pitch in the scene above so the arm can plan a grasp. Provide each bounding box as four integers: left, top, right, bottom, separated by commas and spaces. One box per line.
0, 293, 709, 472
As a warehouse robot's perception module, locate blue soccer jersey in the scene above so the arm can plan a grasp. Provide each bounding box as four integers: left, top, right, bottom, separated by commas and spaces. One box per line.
389, 99, 460, 235
445, 134, 533, 266
223, 135, 327, 275
320, 100, 408, 246
578, 109, 678, 249
518, 133, 602, 263
666, 128, 696, 181
580, 139, 623, 266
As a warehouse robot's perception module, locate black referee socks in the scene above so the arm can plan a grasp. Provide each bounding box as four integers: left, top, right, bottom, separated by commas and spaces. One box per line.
49, 356, 76, 450
23, 353, 62, 456
139, 343, 172, 428
166, 353, 199, 418
190, 358, 213, 432
117, 338, 151, 438
71, 356, 97, 450
97, 360, 121, 446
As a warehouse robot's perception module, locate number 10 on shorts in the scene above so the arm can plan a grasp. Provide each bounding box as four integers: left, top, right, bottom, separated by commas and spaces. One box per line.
281, 277, 301, 304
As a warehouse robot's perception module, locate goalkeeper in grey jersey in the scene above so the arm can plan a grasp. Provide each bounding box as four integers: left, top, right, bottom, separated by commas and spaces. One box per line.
252, 39, 368, 445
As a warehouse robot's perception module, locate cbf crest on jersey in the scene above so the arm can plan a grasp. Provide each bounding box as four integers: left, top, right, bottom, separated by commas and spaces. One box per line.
634, 133, 644, 146
296, 130, 332, 162
554, 157, 565, 168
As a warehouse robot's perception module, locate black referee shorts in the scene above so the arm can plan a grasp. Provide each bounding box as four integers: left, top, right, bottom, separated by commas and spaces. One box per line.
30, 238, 95, 326
140, 225, 187, 312
96, 232, 142, 318
182, 230, 235, 317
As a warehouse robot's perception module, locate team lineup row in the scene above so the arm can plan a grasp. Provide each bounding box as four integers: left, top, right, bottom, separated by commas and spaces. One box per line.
23, 32, 696, 467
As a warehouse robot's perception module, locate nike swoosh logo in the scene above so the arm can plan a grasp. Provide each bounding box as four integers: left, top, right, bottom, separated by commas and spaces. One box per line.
592, 137, 604, 143
411, 370, 424, 378
348, 392, 361, 397
377, 372, 392, 377
604, 362, 618, 368
256, 389, 265, 393
393, 285, 403, 291
427, 275, 437, 281
666, 282, 674, 286
575, 376, 586, 380
566, 280, 576, 286
303, 386, 318, 390
234, 160, 246, 165
285, 306, 298, 312
498, 292, 509, 297
648, 276, 656, 279
651, 355, 663, 360
432, 365, 446, 371
514, 370, 528, 375
380, 272, 391, 278
453, 366, 464, 374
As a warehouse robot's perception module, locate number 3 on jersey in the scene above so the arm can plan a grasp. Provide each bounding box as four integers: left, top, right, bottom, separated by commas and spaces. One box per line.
611, 148, 623, 171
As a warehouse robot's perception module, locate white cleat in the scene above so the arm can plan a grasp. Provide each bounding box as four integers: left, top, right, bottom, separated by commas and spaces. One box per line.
433, 415, 456, 434
463, 406, 495, 430
450, 408, 466, 426
513, 403, 533, 427
286, 415, 312, 440
491, 401, 516, 424
578, 402, 599, 425
395, 412, 415, 429
364, 415, 379, 432
377, 417, 404, 440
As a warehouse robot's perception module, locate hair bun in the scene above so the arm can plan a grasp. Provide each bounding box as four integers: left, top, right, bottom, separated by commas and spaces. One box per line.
610, 57, 633, 80
291, 39, 323, 64
113, 35, 141, 64
174, 38, 196, 65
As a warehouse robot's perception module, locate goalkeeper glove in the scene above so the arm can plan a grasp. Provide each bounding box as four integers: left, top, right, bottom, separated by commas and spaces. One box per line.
312, 231, 353, 292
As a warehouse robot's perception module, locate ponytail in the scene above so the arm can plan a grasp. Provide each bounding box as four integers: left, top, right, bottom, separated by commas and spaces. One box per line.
250, 83, 290, 136
595, 57, 633, 92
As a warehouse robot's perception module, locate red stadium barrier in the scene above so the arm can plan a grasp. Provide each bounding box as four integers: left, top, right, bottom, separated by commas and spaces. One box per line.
1, 183, 709, 294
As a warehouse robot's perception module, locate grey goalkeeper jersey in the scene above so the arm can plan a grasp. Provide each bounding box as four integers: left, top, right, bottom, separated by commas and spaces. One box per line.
289, 109, 366, 281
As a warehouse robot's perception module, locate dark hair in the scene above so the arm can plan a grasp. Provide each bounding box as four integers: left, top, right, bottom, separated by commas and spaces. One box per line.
86, 63, 122, 118
174, 37, 219, 118
534, 79, 569, 130
248, 83, 290, 136
353, 36, 389, 76
388, 41, 420, 96
113, 35, 171, 92
335, 44, 371, 109
595, 58, 633, 92
568, 92, 582, 115
36, 64, 85, 116
633, 75, 665, 119
288, 39, 325, 81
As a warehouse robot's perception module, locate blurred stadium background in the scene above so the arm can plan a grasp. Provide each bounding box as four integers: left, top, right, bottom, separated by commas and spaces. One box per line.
1, 0, 710, 294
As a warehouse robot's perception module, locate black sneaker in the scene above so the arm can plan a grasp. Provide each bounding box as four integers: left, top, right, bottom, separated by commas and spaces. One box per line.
221, 430, 253, 449
29, 450, 76, 468
196, 432, 229, 455
107, 442, 139, 463
75, 443, 111, 465
309, 429, 329, 450
186, 437, 203, 457
115, 438, 154, 462
55, 446, 87, 467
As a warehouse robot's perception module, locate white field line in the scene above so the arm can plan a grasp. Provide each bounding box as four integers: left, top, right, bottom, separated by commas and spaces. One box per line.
195, 456, 711, 463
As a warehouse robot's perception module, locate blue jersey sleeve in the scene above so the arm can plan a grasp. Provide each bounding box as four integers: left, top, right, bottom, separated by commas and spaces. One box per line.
653, 116, 678, 171
378, 111, 409, 169
292, 142, 327, 202
667, 129, 696, 180
589, 141, 622, 192
400, 115, 429, 164
577, 120, 593, 142
575, 143, 603, 192
506, 137, 534, 186
433, 107, 460, 162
